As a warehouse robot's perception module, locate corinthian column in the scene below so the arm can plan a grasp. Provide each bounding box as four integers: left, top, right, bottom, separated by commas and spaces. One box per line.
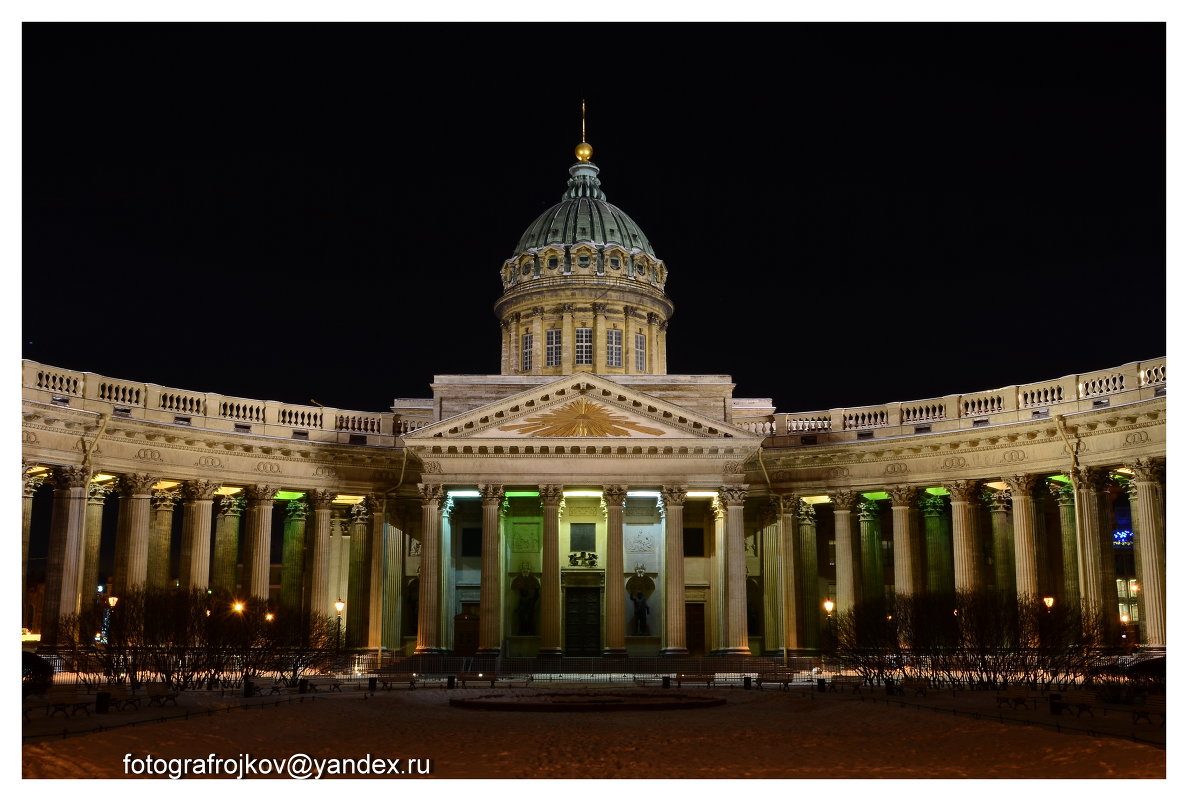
82, 482, 111, 600
114, 473, 157, 595
346, 501, 370, 648
1003, 474, 1041, 599
23, 468, 47, 627
280, 499, 309, 614
919, 493, 951, 594
603, 485, 628, 657
796, 499, 820, 650
1127, 459, 1164, 647
148, 489, 179, 589
858, 499, 884, 604
414, 484, 444, 654
660, 486, 688, 656
243, 484, 277, 600
888, 486, 920, 597
777, 495, 801, 654
210, 495, 243, 593
1049, 481, 1080, 608
367, 494, 387, 649
1074, 467, 1118, 641
831, 489, 859, 613
986, 490, 1016, 596
475, 484, 506, 656
42, 466, 90, 645
179, 480, 218, 591
307, 490, 335, 621
538, 485, 564, 656
719, 485, 750, 655
945, 480, 981, 593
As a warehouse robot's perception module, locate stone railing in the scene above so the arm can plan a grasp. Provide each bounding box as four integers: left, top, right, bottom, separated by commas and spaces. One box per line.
22, 361, 407, 446
759, 358, 1165, 444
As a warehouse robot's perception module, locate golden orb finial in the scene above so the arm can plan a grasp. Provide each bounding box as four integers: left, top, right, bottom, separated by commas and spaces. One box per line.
575, 99, 592, 162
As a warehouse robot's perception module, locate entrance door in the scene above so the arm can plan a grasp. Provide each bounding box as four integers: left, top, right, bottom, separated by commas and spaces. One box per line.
564, 587, 601, 656
453, 603, 479, 656
685, 603, 706, 657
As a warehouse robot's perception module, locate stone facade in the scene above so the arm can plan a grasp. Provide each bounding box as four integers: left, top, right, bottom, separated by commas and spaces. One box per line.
20, 141, 1167, 656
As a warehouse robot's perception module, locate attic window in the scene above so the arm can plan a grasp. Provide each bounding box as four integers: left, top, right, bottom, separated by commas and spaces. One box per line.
610, 258, 620, 269
548, 257, 558, 269
578, 254, 590, 267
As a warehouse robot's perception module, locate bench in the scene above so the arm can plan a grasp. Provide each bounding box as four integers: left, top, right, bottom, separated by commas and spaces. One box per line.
902, 678, 930, 697
829, 675, 864, 694
1131, 694, 1165, 725
107, 692, 143, 711
1051, 689, 1098, 717
995, 685, 1035, 710
675, 673, 716, 688
45, 696, 94, 718
145, 683, 180, 706
755, 674, 797, 690
379, 673, 419, 690
456, 673, 497, 688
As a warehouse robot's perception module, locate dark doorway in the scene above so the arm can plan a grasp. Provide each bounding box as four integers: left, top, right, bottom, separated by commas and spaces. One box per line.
453, 603, 479, 656
685, 603, 706, 656
564, 587, 601, 656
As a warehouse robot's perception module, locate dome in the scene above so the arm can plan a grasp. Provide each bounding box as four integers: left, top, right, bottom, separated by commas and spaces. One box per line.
512, 161, 657, 258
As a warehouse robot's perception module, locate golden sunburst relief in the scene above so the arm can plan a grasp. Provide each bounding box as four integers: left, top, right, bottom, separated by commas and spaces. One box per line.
497, 397, 666, 437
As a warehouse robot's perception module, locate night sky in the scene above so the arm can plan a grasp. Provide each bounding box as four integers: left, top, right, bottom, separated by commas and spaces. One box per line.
22, 22, 1166, 417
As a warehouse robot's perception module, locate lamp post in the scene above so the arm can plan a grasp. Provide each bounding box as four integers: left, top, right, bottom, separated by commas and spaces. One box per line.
335, 599, 345, 655
822, 599, 835, 668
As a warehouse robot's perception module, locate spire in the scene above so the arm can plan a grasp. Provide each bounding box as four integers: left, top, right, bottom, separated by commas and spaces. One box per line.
565, 99, 605, 200
575, 99, 593, 162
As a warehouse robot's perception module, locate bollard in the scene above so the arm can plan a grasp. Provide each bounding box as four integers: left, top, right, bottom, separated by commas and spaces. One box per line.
447, 675, 456, 690
368, 677, 378, 693
817, 677, 827, 692
662, 676, 671, 689
743, 676, 752, 690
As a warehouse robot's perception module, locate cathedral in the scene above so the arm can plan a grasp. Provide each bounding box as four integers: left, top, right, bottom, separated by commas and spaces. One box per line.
20, 127, 1167, 660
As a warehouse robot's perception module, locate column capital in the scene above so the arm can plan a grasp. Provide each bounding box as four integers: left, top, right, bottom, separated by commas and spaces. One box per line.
757, 499, 779, 528
719, 485, 747, 506
52, 465, 90, 490
661, 485, 688, 506
417, 483, 444, 503
1049, 480, 1076, 505
349, 502, 370, 524
308, 489, 336, 509
1072, 466, 1110, 492
119, 472, 159, 496
592, 301, 607, 315
943, 479, 981, 502
1126, 457, 1164, 484
286, 499, 310, 520
538, 484, 563, 506
796, 498, 817, 524
185, 479, 221, 501
23, 469, 47, 497
1003, 473, 1040, 496
87, 482, 113, 503
243, 483, 277, 503
479, 484, 505, 504
216, 493, 244, 516
603, 485, 628, 507
887, 485, 918, 507
829, 489, 857, 510
151, 488, 180, 512
987, 490, 1011, 513
918, 493, 946, 515
857, 498, 880, 521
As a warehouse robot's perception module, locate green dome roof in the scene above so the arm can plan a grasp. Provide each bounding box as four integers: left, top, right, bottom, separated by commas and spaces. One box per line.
513, 161, 657, 258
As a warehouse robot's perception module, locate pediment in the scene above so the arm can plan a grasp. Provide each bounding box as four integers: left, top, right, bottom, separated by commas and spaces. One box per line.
404, 375, 758, 442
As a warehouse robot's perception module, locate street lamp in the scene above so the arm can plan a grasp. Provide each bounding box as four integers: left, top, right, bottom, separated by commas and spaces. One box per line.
108, 596, 119, 609
335, 599, 345, 654
1043, 597, 1055, 611
233, 601, 245, 613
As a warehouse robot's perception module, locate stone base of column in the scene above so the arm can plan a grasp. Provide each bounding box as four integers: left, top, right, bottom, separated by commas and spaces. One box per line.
711, 647, 752, 656
601, 648, 628, 658
660, 648, 689, 657
474, 647, 501, 657
536, 648, 563, 658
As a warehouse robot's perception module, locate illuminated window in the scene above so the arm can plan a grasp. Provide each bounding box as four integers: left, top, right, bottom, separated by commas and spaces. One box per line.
575, 328, 592, 365
635, 333, 646, 371
607, 329, 622, 367
521, 333, 532, 371
545, 329, 561, 367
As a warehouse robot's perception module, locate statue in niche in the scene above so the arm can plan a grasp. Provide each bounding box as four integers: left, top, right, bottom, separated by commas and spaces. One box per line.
631, 592, 650, 635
